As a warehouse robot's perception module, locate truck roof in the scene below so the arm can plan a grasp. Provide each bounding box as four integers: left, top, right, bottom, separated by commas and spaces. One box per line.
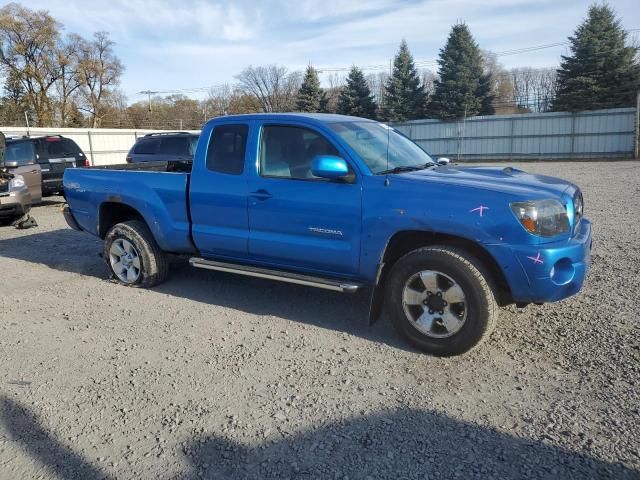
208, 112, 377, 124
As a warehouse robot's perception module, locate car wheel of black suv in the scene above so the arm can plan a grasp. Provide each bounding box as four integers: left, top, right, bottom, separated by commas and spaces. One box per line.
386, 246, 497, 356
104, 220, 168, 288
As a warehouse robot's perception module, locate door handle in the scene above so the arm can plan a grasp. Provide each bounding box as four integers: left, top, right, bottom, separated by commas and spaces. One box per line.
31, 170, 38, 174
250, 189, 272, 200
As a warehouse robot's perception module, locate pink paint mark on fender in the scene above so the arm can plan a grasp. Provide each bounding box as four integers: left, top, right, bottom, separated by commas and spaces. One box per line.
470, 205, 489, 217
527, 252, 544, 265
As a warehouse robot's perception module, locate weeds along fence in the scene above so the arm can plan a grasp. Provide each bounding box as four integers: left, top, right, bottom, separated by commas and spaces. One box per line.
0, 127, 199, 166
393, 107, 639, 161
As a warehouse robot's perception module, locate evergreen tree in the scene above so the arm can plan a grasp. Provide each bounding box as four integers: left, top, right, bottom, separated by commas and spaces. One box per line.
553, 4, 640, 111
427, 24, 492, 119
296, 65, 327, 112
0, 71, 29, 124
337, 66, 377, 118
382, 40, 426, 121
477, 73, 495, 115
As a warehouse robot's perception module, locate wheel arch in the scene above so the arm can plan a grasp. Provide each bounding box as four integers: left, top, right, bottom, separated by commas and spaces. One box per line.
369, 230, 513, 323
98, 201, 148, 239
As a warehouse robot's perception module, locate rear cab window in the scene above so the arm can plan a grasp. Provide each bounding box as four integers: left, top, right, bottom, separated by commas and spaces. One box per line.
206, 125, 248, 175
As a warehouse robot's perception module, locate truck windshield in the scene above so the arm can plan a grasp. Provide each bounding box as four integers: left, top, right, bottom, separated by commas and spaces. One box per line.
328, 121, 434, 174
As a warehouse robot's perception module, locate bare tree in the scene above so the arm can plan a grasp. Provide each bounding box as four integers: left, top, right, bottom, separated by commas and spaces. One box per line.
323, 72, 345, 113
480, 50, 517, 114
365, 72, 389, 113
206, 84, 233, 116
55, 33, 83, 126
0, 3, 61, 126
236, 65, 301, 112
510, 67, 558, 112
419, 68, 437, 96
77, 31, 124, 127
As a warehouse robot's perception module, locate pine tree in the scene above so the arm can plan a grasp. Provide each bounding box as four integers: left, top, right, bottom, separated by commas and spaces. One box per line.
337, 66, 377, 118
427, 24, 492, 120
0, 71, 29, 124
553, 4, 640, 111
382, 40, 426, 121
477, 73, 495, 116
296, 65, 327, 113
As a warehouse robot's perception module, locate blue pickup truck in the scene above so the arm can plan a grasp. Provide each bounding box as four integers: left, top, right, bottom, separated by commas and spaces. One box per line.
63, 113, 592, 355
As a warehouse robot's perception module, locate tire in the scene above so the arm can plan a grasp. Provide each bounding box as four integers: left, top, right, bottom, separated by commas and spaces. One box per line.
103, 220, 169, 288
386, 246, 497, 356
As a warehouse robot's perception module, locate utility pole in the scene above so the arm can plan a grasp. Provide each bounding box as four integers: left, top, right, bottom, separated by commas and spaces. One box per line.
24, 111, 30, 137
138, 90, 158, 112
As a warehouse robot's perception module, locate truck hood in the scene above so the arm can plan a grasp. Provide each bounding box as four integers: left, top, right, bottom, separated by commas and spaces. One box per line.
397, 165, 575, 199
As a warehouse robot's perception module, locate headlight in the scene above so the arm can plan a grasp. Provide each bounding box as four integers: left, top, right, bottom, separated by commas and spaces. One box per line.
510, 199, 570, 237
573, 191, 583, 226
9, 175, 25, 190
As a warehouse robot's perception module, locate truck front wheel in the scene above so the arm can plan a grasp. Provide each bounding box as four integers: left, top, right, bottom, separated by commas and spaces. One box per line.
386, 246, 497, 356
104, 220, 168, 288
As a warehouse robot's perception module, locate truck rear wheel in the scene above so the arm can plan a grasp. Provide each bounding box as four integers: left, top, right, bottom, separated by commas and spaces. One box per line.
104, 220, 168, 288
386, 246, 497, 356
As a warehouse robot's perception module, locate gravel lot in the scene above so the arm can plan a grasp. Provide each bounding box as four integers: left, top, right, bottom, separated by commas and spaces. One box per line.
0, 161, 639, 480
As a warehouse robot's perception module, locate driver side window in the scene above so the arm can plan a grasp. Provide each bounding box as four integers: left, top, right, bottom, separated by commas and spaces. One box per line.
260, 125, 339, 180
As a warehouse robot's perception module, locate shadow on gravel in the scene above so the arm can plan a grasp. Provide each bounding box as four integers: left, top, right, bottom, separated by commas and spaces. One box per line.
2, 395, 637, 480
0, 228, 104, 278
0, 228, 407, 351
0, 396, 110, 479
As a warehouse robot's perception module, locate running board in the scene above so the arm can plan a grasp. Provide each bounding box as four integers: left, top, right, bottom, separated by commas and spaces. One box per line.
189, 258, 363, 293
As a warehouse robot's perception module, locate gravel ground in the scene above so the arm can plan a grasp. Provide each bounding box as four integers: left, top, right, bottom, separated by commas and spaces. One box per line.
0, 161, 638, 480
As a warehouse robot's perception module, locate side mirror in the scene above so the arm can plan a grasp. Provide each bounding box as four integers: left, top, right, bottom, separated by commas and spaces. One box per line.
311, 155, 351, 181
436, 157, 451, 166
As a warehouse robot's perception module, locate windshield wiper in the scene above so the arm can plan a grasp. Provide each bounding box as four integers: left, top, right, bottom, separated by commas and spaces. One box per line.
377, 163, 436, 175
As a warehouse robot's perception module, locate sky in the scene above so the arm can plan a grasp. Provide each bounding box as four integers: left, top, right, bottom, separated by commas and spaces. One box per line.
12, 0, 640, 103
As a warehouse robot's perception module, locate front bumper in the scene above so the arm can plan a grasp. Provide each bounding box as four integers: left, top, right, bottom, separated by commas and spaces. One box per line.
42, 177, 63, 194
486, 219, 592, 303
0, 189, 31, 219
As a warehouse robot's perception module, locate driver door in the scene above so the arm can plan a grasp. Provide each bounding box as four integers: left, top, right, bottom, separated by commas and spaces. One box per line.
247, 123, 362, 276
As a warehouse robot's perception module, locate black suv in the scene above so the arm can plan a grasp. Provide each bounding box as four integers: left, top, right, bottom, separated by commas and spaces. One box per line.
6, 135, 88, 196
126, 132, 199, 164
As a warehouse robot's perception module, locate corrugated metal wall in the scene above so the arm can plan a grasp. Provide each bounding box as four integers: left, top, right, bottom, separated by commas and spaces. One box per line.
2, 107, 637, 165
393, 107, 638, 160
0, 127, 199, 166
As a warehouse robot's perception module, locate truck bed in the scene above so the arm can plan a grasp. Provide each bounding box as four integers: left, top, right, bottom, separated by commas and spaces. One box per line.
90, 160, 192, 174
64, 165, 195, 253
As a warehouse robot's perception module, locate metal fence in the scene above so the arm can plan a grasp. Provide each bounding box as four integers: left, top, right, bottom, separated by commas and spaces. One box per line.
2, 106, 638, 165
0, 127, 199, 166
393, 107, 639, 161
